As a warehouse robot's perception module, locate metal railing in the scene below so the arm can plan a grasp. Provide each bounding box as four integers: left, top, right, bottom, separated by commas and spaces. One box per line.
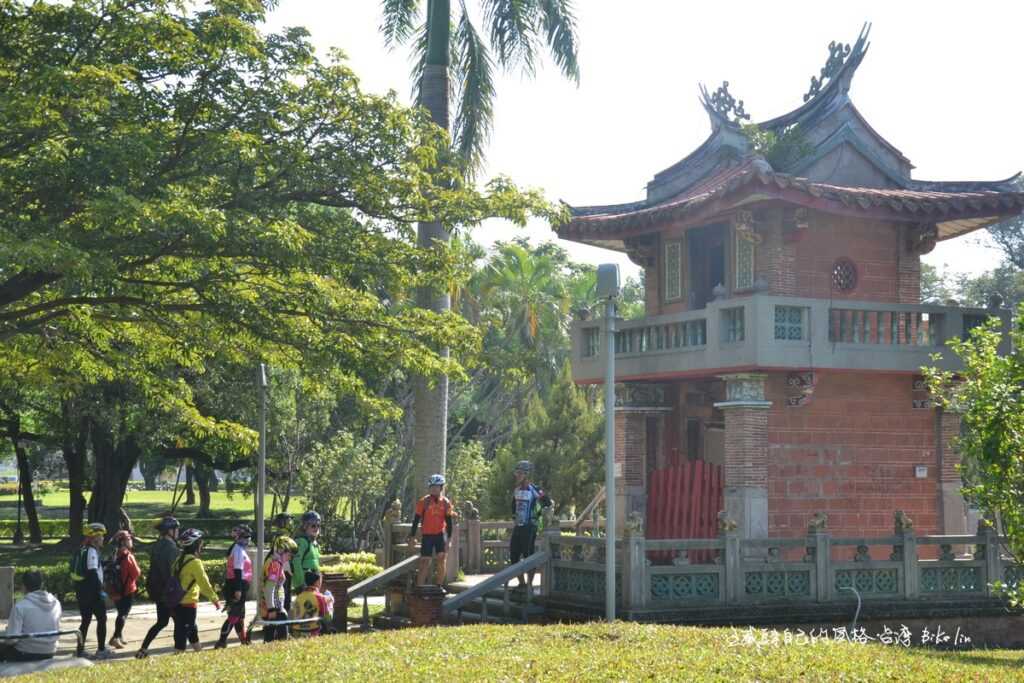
244, 616, 326, 641
443, 551, 550, 623
0, 629, 84, 658
348, 554, 419, 631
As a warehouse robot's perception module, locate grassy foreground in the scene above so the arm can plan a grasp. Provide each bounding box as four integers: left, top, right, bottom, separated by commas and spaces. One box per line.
19, 623, 1024, 682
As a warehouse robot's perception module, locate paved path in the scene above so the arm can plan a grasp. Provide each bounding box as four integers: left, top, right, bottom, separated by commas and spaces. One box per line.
2, 596, 385, 663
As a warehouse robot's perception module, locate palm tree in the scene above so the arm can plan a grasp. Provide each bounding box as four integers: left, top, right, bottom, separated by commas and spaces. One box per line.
380, 0, 580, 490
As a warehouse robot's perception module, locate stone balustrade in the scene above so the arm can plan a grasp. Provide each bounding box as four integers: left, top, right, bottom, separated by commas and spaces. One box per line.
539, 521, 1020, 612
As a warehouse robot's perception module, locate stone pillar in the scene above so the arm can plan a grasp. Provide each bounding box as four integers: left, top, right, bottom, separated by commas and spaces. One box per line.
937, 408, 967, 538
714, 373, 771, 543
614, 383, 672, 535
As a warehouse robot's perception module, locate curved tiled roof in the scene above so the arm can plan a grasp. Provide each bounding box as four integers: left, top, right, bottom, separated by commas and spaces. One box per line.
561, 157, 1024, 244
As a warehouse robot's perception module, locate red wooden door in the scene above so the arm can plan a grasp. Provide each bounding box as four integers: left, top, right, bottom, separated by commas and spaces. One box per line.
645, 459, 723, 563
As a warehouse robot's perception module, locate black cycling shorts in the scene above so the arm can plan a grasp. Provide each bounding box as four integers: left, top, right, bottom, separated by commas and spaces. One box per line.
510, 524, 537, 564
420, 533, 446, 557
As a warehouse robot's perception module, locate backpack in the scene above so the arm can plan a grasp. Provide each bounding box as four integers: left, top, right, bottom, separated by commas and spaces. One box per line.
103, 553, 125, 596
162, 557, 197, 608
69, 545, 90, 583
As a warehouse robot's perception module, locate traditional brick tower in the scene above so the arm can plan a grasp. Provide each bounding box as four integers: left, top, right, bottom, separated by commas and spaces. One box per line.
559, 26, 1024, 546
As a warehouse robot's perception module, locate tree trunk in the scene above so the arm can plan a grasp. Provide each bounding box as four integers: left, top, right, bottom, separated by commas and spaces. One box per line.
87, 420, 139, 536
61, 402, 89, 546
184, 464, 196, 505
194, 465, 213, 518
412, 0, 452, 492
8, 417, 42, 543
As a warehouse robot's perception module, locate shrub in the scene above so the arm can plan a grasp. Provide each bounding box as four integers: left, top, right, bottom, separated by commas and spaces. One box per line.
320, 561, 380, 584
0, 482, 18, 496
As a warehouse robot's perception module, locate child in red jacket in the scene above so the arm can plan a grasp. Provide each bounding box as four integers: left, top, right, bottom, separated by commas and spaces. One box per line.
107, 530, 141, 649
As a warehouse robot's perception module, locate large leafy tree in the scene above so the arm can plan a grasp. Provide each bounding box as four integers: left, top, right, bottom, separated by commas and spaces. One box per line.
925, 320, 1024, 603
0, 0, 558, 534
379, 0, 580, 491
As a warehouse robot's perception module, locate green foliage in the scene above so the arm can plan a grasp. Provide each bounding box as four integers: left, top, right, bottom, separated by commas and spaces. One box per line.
486, 362, 602, 518
296, 431, 390, 552
445, 440, 492, 509
740, 123, 813, 171
924, 316, 1024, 604
320, 561, 380, 584
0, 0, 560, 450
18, 623, 1024, 681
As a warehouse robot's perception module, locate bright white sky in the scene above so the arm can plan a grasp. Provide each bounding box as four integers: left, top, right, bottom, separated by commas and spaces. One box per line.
265, 1, 1024, 282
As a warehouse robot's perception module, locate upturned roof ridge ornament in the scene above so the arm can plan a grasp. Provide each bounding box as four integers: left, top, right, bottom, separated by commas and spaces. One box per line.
802, 23, 872, 103
804, 40, 852, 102
700, 80, 751, 125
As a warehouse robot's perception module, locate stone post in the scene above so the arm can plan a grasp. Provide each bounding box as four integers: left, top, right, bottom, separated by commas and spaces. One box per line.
936, 407, 968, 550
613, 383, 672, 534
981, 523, 1002, 596
445, 518, 460, 583
722, 521, 741, 603
622, 511, 647, 611
893, 510, 918, 598
714, 374, 771, 549
464, 502, 482, 575
539, 524, 560, 599
805, 513, 830, 602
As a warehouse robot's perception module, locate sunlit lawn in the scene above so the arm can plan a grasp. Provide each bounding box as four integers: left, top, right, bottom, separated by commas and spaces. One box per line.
19, 623, 1024, 682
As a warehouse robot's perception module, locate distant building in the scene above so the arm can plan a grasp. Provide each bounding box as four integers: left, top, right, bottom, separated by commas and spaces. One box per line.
559, 26, 1024, 544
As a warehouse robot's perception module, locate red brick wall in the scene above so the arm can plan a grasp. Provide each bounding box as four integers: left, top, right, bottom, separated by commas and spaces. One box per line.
938, 410, 962, 484
615, 411, 646, 488
766, 371, 939, 540
791, 214, 916, 304
723, 406, 769, 488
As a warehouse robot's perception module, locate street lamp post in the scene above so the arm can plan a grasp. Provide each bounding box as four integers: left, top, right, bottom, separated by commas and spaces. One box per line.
255, 364, 268, 610
596, 263, 620, 622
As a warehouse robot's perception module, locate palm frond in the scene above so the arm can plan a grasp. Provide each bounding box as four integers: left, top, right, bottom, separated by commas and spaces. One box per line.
452, 3, 496, 176
483, 0, 539, 73
538, 0, 579, 83
380, 0, 422, 48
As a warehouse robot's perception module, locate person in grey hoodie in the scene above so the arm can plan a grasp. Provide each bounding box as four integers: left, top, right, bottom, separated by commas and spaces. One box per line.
2, 571, 62, 661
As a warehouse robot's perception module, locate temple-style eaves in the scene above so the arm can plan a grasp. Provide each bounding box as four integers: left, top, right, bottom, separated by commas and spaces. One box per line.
561, 24, 1023, 252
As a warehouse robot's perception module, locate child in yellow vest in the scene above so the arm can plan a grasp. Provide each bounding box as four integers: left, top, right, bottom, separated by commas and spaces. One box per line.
289, 572, 331, 637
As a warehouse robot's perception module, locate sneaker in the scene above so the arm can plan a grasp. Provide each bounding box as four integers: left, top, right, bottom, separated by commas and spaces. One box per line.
213, 641, 226, 650
109, 637, 124, 649
191, 642, 202, 653
92, 649, 114, 660
134, 649, 149, 660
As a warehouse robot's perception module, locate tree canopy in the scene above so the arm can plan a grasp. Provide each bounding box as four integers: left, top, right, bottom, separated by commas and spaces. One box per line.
0, 0, 561, 534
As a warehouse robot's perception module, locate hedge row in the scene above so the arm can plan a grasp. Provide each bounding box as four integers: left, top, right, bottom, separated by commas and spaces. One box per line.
16, 551, 381, 604
0, 518, 287, 540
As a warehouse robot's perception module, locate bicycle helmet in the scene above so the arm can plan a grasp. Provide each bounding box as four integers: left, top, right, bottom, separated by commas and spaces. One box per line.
83, 522, 107, 539
514, 460, 532, 473
155, 516, 180, 532
178, 528, 204, 548
273, 512, 293, 527
232, 524, 253, 540
300, 511, 322, 527
427, 473, 445, 487
273, 535, 299, 554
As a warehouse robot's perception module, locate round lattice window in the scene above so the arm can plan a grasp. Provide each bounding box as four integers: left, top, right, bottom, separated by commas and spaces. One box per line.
832, 259, 857, 291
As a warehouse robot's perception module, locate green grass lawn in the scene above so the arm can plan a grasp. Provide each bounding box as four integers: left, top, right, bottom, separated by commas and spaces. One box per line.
0, 489, 277, 520
18, 623, 1024, 682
